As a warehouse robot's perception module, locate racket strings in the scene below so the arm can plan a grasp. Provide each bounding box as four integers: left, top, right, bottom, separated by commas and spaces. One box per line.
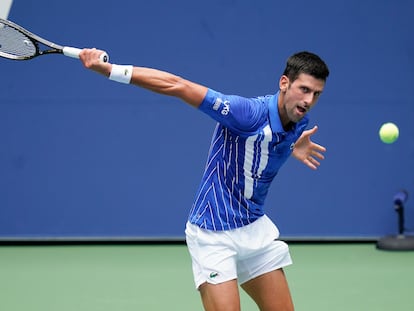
0, 22, 36, 58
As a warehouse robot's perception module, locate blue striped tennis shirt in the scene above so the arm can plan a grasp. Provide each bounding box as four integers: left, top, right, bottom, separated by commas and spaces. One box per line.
188, 89, 309, 231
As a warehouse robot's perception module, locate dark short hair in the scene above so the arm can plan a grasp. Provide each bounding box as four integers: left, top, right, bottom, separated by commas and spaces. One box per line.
283, 51, 329, 82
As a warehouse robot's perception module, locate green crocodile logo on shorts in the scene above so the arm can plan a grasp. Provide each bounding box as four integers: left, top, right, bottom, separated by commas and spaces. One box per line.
209, 272, 219, 278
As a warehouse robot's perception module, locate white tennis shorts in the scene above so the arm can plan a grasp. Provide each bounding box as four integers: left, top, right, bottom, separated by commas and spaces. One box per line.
185, 215, 292, 289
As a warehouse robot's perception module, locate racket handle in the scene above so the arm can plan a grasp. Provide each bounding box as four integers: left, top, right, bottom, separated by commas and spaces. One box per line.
62, 47, 109, 63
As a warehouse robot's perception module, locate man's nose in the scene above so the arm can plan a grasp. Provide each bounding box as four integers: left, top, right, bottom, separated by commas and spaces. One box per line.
304, 93, 314, 106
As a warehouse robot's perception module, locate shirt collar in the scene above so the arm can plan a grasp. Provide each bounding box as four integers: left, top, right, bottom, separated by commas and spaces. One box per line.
268, 91, 286, 134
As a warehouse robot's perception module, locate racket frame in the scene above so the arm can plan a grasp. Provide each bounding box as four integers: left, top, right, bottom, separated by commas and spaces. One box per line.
0, 18, 68, 60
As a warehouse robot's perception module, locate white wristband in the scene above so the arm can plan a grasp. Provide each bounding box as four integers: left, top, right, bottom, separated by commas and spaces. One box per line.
109, 64, 133, 84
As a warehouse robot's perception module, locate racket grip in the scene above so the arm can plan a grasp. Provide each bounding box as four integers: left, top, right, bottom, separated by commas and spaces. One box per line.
62, 47, 109, 63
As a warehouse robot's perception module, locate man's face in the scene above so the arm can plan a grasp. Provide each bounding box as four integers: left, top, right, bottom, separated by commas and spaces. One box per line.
278, 73, 325, 125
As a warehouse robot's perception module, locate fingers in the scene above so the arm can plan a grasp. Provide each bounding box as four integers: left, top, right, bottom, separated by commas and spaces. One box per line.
312, 142, 326, 157
311, 150, 325, 160
305, 143, 325, 169
79, 48, 103, 65
309, 143, 327, 167
310, 125, 318, 133
303, 125, 318, 137
79, 48, 111, 76
306, 152, 324, 169
304, 157, 319, 170
296, 125, 326, 170
312, 142, 326, 153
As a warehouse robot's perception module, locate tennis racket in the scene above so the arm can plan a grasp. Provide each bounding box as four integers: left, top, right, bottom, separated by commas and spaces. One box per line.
0, 18, 108, 62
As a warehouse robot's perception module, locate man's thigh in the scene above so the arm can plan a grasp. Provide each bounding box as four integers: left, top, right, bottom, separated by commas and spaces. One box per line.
199, 279, 241, 311
241, 268, 294, 311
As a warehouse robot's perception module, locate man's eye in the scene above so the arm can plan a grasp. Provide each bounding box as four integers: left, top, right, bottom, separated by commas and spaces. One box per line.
300, 87, 309, 93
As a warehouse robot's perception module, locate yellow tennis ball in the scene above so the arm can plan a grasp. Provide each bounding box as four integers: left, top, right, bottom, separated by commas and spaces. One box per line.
379, 122, 399, 144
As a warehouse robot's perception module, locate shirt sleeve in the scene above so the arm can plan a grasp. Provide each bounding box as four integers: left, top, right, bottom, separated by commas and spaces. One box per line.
198, 88, 267, 135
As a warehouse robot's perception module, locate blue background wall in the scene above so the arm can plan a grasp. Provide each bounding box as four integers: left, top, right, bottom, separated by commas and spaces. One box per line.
1, 0, 413, 240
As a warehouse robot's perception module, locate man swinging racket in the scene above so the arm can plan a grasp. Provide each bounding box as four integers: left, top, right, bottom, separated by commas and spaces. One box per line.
79, 48, 329, 311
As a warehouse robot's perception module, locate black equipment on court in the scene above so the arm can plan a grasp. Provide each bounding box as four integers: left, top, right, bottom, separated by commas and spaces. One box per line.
376, 190, 414, 251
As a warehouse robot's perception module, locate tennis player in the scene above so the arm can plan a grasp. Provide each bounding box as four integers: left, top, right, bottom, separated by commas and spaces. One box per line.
79, 49, 329, 311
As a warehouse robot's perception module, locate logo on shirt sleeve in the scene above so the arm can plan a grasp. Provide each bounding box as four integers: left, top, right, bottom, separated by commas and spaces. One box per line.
212, 97, 230, 116
212, 98, 222, 111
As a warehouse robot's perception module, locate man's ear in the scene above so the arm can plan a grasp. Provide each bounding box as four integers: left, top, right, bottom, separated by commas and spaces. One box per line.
279, 75, 289, 92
